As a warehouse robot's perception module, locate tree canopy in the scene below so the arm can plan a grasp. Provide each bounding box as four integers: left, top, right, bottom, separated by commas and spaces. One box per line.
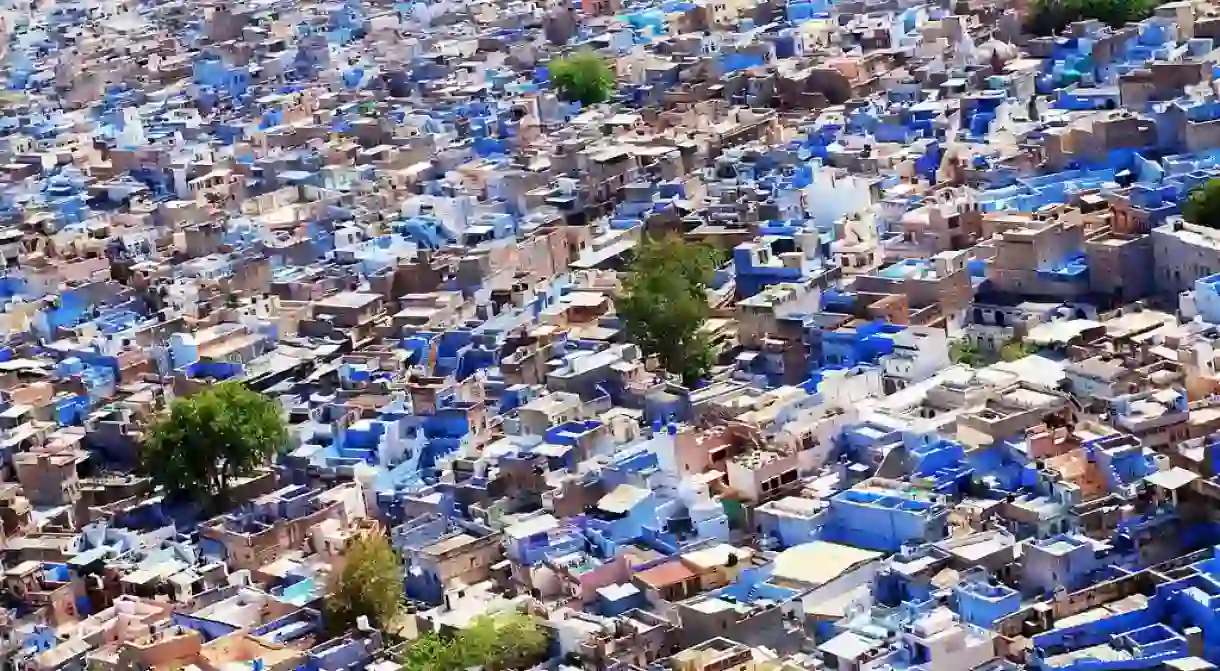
549, 50, 616, 106
396, 612, 548, 671
141, 382, 287, 512
1001, 341, 1039, 362
949, 341, 981, 367
1183, 178, 1220, 229
1025, 0, 1155, 36
616, 235, 722, 387
324, 533, 404, 636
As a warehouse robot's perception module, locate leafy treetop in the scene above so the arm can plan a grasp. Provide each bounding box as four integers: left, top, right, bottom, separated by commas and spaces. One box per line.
949, 340, 981, 367
324, 532, 405, 636
396, 612, 548, 671
1025, 0, 1155, 36
549, 50, 616, 106
141, 381, 287, 513
616, 235, 722, 387
1001, 340, 1039, 362
1184, 178, 1220, 229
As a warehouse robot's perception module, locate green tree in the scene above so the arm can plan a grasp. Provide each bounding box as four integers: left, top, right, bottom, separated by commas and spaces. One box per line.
616, 235, 722, 387
1026, 0, 1155, 36
398, 629, 457, 671
483, 612, 548, 669
549, 50, 616, 106
141, 382, 287, 512
949, 340, 981, 367
1183, 178, 1220, 228
398, 613, 548, 671
1001, 341, 1039, 362
325, 533, 404, 636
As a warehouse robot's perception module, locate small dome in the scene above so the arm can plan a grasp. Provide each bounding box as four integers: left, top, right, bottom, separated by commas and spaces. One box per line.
979, 38, 1019, 65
